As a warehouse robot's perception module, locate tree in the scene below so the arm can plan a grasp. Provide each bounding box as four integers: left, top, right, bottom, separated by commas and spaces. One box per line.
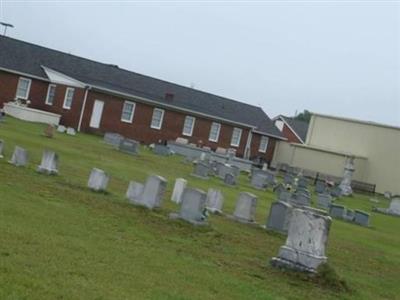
294, 110, 311, 123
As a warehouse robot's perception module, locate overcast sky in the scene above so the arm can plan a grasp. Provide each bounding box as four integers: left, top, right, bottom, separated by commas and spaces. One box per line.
1, 1, 399, 125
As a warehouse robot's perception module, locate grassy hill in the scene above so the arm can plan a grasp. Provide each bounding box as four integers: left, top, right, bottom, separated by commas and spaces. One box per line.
0, 117, 399, 300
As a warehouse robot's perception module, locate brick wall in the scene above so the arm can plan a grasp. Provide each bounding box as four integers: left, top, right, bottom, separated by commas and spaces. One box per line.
281, 123, 302, 143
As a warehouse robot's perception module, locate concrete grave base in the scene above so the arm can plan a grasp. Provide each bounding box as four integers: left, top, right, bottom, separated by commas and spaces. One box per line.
169, 212, 208, 226
190, 173, 209, 180
226, 214, 258, 225
270, 257, 324, 273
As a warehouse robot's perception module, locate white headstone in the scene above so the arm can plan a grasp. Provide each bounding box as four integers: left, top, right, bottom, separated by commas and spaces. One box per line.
88, 168, 109, 192
9, 146, 28, 167
206, 188, 224, 214
37, 150, 58, 175
271, 208, 332, 273
233, 192, 258, 223
127, 175, 167, 209
57, 125, 67, 133
171, 178, 187, 204
170, 188, 208, 225
388, 198, 400, 215
126, 182, 145, 202
339, 156, 355, 196
66, 127, 76, 136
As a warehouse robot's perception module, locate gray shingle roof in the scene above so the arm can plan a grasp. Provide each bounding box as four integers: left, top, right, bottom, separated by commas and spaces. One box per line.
281, 116, 309, 142
0, 36, 283, 138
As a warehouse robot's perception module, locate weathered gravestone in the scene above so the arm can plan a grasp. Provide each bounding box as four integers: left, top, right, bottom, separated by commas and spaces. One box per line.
118, 138, 139, 155
343, 209, 354, 222
374, 197, 400, 217
315, 180, 326, 194
284, 173, 294, 185
339, 156, 355, 196
104, 132, 124, 147
291, 192, 311, 207
170, 188, 208, 225
316, 193, 332, 210
266, 201, 293, 234
330, 186, 342, 198
43, 124, 55, 138
224, 173, 236, 186
191, 162, 210, 179
271, 208, 332, 273
153, 144, 171, 156
297, 177, 309, 189
87, 168, 109, 192
217, 164, 234, 180
231, 192, 258, 224
66, 127, 76, 136
0, 139, 4, 158
171, 178, 187, 204
329, 204, 346, 219
251, 173, 268, 190
9, 146, 28, 167
206, 188, 224, 214
278, 190, 293, 203
353, 210, 370, 227
126, 175, 167, 209
37, 150, 58, 175
57, 125, 66, 133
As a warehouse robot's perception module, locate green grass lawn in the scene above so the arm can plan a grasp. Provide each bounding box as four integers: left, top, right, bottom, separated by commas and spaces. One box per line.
0, 117, 399, 300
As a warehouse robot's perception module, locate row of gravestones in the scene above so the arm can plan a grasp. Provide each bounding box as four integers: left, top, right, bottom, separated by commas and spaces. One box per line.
104, 132, 140, 155
191, 160, 240, 186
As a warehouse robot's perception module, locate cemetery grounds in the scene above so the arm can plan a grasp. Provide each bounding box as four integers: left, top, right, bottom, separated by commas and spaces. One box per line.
0, 117, 399, 300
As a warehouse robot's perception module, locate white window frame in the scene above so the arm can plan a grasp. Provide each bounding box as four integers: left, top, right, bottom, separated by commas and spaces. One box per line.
62, 87, 75, 110
45, 84, 57, 105
121, 100, 136, 123
259, 136, 269, 153
230, 127, 242, 147
208, 122, 221, 142
15, 77, 32, 100
182, 116, 196, 136
150, 108, 165, 130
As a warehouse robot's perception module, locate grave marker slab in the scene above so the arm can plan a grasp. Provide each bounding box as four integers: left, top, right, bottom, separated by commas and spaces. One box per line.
224, 173, 236, 186
171, 178, 187, 204
251, 173, 267, 190
57, 125, 66, 133
284, 174, 294, 185
191, 162, 210, 179
353, 210, 370, 227
126, 181, 145, 201
118, 138, 139, 155
329, 204, 345, 219
37, 150, 59, 175
206, 188, 224, 214
9, 146, 28, 167
66, 127, 76, 136
127, 175, 167, 209
266, 201, 293, 234
170, 188, 208, 225
153, 144, 171, 156
88, 168, 109, 192
315, 181, 326, 194
271, 208, 332, 273
278, 190, 293, 203
316, 193, 332, 210
104, 132, 124, 147
232, 192, 258, 224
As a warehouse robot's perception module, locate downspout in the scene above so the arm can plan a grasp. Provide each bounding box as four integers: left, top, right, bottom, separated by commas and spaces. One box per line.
78, 85, 91, 132
244, 128, 253, 160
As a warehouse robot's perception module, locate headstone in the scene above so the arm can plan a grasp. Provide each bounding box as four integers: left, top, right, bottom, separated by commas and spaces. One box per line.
316, 193, 332, 210
266, 201, 293, 234
43, 124, 55, 138
339, 156, 355, 196
57, 125, 67, 133
118, 138, 139, 155
271, 208, 332, 273
388, 198, 400, 215
170, 188, 208, 225
330, 186, 342, 198
9, 146, 28, 167
291, 192, 311, 207
217, 164, 234, 180
278, 190, 292, 203
215, 147, 227, 155
66, 127, 76, 136
284, 173, 294, 185
262, 163, 268, 171
315, 180, 326, 194
343, 209, 354, 222
126, 181, 144, 200
127, 175, 167, 209
153, 144, 171, 156
104, 132, 124, 147
329, 204, 346, 219
199, 152, 207, 161
206, 188, 224, 214
353, 210, 370, 227
37, 150, 58, 175
192, 162, 210, 179
224, 173, 236, 186
87, 168, 109, 192
175, 137, 189, 144
251, 173, 267, 190
171, 178, 187, 204
0, 139, 4, 158
232, 192, 258, 224
231, 165, 240, 177
297, 177, 309, 189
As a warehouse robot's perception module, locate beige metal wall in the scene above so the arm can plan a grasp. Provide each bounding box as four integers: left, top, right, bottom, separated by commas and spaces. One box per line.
305, 115, 400, 194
